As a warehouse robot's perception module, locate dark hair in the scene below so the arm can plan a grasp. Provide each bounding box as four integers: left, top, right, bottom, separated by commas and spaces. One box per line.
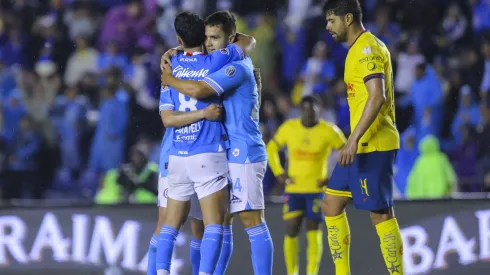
204, 11, 237, 36
174, 12, 205, 48
323, 0, 363, 23
300, 95, 322, 107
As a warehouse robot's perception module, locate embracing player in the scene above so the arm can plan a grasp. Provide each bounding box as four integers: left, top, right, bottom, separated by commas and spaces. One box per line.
267, 95, 346, 275
322, 0, 404, 274
155, 12, 255, 275
161, 11, 274, 275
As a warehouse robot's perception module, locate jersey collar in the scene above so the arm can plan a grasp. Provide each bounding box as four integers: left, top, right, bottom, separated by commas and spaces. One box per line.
348, 30, 368, 50
184, 51, 204, 56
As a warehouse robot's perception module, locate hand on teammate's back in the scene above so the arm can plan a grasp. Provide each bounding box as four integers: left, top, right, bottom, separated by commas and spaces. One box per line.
161, 63, 172, 85
203, 104, 222, 121
277, 174, 294, 185
160, 46, 182, 69
253, 68, 262, 90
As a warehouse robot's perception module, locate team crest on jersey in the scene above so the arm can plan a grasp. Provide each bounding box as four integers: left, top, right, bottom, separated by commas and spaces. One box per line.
362, 46, 372, 55
225, 66, 236, 77
220, 48, 229, 55
232, 148, 240, 157
367, 62, 377, 71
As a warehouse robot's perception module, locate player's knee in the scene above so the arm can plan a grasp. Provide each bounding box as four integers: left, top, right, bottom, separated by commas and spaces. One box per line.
305, 219, 321, 231
238, 210, 264, 229
370, 207, 394, 225
191, 218, 205, 240
284, 219, 301, 237
223, 212, 234, 226
321, 195, 344, 217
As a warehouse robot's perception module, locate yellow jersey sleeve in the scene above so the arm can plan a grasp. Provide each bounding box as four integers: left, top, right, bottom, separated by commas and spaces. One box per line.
356, 40, 386, 83
266, 120, 291, 176
325, 123, 347, 150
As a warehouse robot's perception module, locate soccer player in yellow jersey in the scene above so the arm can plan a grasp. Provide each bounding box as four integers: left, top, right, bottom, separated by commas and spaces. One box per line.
267, 96, 346, 275
322, 0, 404, 274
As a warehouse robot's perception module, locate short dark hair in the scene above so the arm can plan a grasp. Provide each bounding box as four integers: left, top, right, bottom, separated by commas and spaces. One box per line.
204, 11, 237, 36
174, 12, 205, 48
323, 0, 363, 23
300, 95, 322, 107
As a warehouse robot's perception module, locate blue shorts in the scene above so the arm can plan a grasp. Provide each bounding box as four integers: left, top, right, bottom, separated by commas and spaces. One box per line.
283, 193, 324, 222
326, 150, 397, 211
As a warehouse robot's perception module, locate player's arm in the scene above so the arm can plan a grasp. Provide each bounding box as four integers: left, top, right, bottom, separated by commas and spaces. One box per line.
161, 62, 247, 99
158, 86, 221, 127
233, 32, 256, 56
349, 46, 387, 144
266, 122, 292, 184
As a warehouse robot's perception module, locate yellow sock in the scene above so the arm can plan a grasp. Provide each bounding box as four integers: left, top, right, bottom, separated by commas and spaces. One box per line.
325, 212, 351, 275
306, 230, 323, 275
375, 218, 405, 275
284, 236, 299, 275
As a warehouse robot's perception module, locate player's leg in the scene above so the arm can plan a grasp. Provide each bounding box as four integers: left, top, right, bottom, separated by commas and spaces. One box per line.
191, 152, 229, 275
156, 156, 194, 275
282, 194, 304, 275
148, 176, 168, 275
304, 194, 324, 275
355, 150, 404, 274
230, 161, 273, 275
190, 195, 205, 275
322, 164, 352, 275
214, 212, 234, 275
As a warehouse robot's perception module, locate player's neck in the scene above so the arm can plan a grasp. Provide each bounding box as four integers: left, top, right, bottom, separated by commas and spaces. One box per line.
347, 23, 366, 48
301, 118, 319, 128
183, 46, 203, 54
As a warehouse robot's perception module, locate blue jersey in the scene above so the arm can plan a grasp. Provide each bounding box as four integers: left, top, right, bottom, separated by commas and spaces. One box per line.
158, 86, 173, 177
159, 44, 245, 156
202, 57, 267, 164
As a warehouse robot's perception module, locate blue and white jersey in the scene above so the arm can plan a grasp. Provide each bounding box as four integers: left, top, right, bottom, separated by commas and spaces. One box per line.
202, 57, 267, 164
159, 44, 245, 156
158, 86, 173, 177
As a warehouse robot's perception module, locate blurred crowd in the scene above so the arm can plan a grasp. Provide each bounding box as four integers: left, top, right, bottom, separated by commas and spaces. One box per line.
0, 0, 489, 202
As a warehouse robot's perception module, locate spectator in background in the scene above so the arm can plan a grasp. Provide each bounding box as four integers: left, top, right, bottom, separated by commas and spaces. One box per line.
260, 97, 283, 138
276, 95, 300, 120
98, 0, 155, 53
1, 90, 26, 142
451, 85, 481, 141
366, 5, 401, 48
97, 41, 128, 74
50, 86, 89, 173
95, 143, 157, 204
437, 3, 470, 51
395, 40, 425, 94
0, 58, 17, 100
298, 41, 336, 97
3, 115, 41, 199
406, 135, 457, 199
88, 78, 128, 174
124, 47, 156, 110
0, 28, 28, 67
63, 0, 99, 40
394, 128, 418, 198
449, 125, 480, 191
64, 35, 99, 86
480, 40, 490, 102
410, 63, 444, 139
470, 0, 490, 36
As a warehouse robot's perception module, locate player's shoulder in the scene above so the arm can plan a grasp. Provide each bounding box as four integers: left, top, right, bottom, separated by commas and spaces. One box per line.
355, 32, 386, 53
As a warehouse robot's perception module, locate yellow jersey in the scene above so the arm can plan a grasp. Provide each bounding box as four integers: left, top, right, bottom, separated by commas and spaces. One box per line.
344, 31, 400, 153
266, 119, 346, 193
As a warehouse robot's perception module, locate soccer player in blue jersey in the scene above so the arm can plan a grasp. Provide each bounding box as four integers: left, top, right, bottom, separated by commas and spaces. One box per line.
146, 90, 222, 275
155, 12, 256, 275
161, 11, 273, 275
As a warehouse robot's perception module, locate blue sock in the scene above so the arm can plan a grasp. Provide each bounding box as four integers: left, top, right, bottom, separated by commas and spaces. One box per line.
199, 224, 224, 274
245, 222, 274, 275
147, 235, 158, 275
156, 226, 179, 273
190, 238, 202, 275
213, 225, 233, 275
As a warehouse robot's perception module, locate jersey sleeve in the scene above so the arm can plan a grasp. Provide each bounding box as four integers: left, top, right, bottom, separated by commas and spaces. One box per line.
272, 120, 291, 146
159, 86, 174, 112
206, 44, 245, 69
201, 63, 247, 96
356, 41, 386, 83
326, 123, 347, 150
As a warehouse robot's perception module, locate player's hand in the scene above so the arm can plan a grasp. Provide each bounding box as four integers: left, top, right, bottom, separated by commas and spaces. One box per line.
338, 139, 357, 167
160, 47, 180, 69
253, 68, 262, 90
277, 174, 294, 185
203, 104, 222, 121
161, 63, 172, 85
